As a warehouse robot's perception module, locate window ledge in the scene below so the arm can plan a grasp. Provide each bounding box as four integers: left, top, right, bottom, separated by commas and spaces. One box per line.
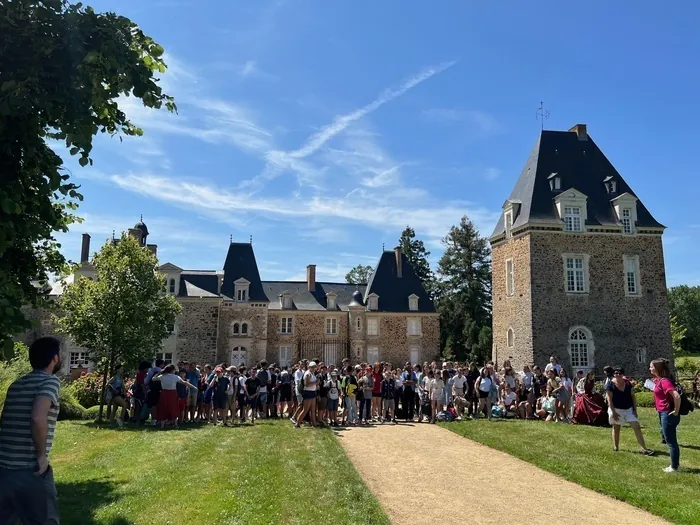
565, 291, 589, 296
625, 293, 642, 298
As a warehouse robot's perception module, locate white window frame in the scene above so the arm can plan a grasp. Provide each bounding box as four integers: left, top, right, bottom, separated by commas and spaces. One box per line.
280, 317, 293, 334
504, 210, 513, 239
568, 327, 594, 371
234, 278, 250, 303
506, 328, 514, 348
231, 322, 240, 335
326, 293, 337, 310
563, 206, 582, 232
325, 317, 338, 335
367, 293, 379, 311
409, 347, 420, 365
408, 294, 419, 311
621, 208, 634, 235
168, 278, 176, 294
612, 193, 638, 235
367, 346, 379, 365
367, 317, 379, 336
623, 255, 641, 297
156, 352, 174, 365
563, 254, 590, 294
407, 318, 421, 337
636, 347, 647, 364
505, 259, 515, 297
69, 351, 89, 368
279, 345, 292, 367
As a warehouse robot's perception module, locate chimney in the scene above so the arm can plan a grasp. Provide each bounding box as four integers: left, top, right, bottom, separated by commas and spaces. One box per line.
128, 228, 143, 244
569, 124, 588, 141
394, 246, 402, 278
306, 264, 316, 292
147, 244, 157, 258
80, 233, 91, 263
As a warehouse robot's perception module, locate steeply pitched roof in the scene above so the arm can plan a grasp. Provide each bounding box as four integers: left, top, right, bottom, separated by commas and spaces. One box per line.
178, 271, 220, 298
491, 128, 664, 238
220, 243, 268, 301
263, 282, 366, 311
364, 251, 436, 313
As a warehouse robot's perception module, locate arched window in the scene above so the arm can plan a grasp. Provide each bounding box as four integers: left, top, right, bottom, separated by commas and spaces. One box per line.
169, 278, 176, 294
569, 327, 593, 369
232, 322, 240, 335
506, 328, 514, 348
241, 322, 248, 335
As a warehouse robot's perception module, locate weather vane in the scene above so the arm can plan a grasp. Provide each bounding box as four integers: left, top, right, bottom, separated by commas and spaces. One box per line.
536, 101, 550, 130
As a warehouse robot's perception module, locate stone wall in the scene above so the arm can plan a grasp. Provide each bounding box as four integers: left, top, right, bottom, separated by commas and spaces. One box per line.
216, 304, 268, 365
529, 232, 672, 376
491, 234, 534, 370
365, 314, 440, 366
175, 299, 219, 365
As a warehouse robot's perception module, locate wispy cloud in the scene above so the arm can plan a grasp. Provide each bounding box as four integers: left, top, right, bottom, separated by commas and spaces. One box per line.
282, 61, 457, 160
422, 108, 501, 136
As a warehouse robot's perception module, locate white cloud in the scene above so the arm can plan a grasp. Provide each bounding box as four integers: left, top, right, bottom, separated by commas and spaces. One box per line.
240, 60, 258, 77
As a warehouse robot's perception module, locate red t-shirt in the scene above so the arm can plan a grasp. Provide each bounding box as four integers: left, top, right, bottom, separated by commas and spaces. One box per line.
136, 370, 147, 385
372, 372, 383, 394
653, 378, 675, 412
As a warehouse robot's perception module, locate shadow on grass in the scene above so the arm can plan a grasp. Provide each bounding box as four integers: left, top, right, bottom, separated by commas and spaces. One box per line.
84, 421, 206, 432
57, 479, 134, 525
680, 443, 700, 451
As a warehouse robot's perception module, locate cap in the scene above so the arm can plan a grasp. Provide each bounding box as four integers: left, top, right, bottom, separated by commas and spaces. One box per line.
226, 366, 236, 372
354, 364, 361, 370
331, 371, 338, 376
309, 361, 317, 367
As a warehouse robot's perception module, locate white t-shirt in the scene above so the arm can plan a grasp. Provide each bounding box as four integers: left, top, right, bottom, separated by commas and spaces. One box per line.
452, 375, 467, 394
478, 377, 492, 392
156, 373, 183, 391
303, 370, 318, 391
520, 372, 534, 389
294, 369, 304, 388
545, 363, 562, 374
503, 391, 516, 406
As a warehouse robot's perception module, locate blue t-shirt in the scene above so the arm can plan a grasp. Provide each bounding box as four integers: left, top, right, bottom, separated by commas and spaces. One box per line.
187, 370, 199, 392
401, 371, 417, 391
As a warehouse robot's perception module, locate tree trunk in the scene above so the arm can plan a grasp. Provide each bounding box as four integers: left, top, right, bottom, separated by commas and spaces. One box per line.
97, 350, 115, 422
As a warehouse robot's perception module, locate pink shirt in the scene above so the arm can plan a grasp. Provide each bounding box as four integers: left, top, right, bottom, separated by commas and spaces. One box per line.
653, 378, 675, 412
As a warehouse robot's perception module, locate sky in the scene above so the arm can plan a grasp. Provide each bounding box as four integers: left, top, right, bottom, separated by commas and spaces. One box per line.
57, 0, 700, 285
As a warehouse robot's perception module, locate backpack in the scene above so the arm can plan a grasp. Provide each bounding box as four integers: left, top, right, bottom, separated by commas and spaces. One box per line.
491, 405, 505, 418
436, 410, 453, 422
676, 383, 695, 416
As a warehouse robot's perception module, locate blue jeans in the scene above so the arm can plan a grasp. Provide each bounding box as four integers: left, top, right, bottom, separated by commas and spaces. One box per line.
659, 411, 680, 469
345, 396, 357, 423
0, 465, 59, 524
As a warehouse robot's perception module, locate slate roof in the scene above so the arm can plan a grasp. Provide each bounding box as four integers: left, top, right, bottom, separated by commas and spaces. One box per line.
491, 128, 664, 238
364, 251, 436, 313
263, 282, 367, 311
178, 271, 220, 298
220, 243, 268, 301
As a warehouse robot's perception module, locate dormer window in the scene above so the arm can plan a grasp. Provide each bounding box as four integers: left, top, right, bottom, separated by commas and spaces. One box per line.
504, 211, 513, 239
234, 278, 250, 303
326, 293, 337, 310
408, 294, 419, 311
621, 208, 634, 235
563, 206, 582, 232
168, 278, 176, 294
554, 189, 588, 233
548, 173, 561, 191
367, 293, 379, 311
611, 193, 638, 236
280, 291, 292, 309
605, 178, 617, 194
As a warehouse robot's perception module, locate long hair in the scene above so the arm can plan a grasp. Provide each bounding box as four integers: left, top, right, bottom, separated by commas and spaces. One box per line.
163, 364, 176, 374
651, 358, 676, 384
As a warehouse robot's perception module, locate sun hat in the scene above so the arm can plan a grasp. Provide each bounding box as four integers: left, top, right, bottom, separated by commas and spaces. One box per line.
309, 361, 317, 367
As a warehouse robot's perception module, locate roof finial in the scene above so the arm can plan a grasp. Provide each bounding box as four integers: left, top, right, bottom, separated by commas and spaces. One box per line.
230, 234, 233, 243
250, 234, 252, 245
536, 101, 550, 131
382, 242, 385, 251
140, 214, 143, 222
112, 229, 115, 240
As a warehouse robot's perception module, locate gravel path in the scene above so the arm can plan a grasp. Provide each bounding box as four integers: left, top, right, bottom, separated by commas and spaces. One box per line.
336, 422, 668, 525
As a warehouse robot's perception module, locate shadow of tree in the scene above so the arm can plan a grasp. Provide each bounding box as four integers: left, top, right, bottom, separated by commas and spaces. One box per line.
57, 479, 134, 525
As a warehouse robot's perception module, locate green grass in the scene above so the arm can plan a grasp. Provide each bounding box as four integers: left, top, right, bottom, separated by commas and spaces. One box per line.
442, 408, 700, 524
51, 420, 389, 525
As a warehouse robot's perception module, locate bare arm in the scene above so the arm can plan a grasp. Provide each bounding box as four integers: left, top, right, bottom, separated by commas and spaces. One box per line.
671, 390, 681, 416
31, 397, 52, 475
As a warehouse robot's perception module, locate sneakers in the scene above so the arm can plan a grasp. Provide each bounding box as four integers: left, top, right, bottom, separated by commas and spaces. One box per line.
663, 466, 678, 473
642, 449, 656, 456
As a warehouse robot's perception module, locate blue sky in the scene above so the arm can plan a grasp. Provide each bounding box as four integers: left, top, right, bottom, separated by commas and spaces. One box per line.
58, 0, 700, 285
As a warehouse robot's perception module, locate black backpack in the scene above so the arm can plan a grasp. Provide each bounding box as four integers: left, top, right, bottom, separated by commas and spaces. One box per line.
676, 383, 694, 416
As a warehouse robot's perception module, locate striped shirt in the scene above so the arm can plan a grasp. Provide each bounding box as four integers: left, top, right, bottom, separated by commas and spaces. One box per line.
0, 370, 60, 469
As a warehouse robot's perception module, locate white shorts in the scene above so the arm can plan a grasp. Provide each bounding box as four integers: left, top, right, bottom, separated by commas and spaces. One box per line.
608, 407, 638, 426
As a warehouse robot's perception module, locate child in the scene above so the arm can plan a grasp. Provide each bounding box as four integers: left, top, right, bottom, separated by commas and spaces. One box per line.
237, 366, 249, 422
245, 367, 260, 425
176, 369, 189, 424
342, 365, 358, 425
326, 370, 340, 427
500, 383, 518, 417
209, 366, 231, 426
380, 371, 396, 423
430, 370, 444, 424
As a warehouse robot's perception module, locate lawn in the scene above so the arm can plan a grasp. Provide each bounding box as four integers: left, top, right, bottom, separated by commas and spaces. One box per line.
442, 408, 700, 525
50, 420, 389, 525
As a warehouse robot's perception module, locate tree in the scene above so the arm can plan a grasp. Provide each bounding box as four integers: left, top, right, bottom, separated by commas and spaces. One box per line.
398, 226, 436, 298
671, 315, 688, 357
57, 234, 181, 420
436, 216, 492, 363
0, 1, 175, 352
667, 286, 700, 353
345, 265, 373, 285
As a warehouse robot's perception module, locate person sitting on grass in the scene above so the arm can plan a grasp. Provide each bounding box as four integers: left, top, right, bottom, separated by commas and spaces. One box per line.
535, 392, 556, 422
151, 365, 197, 430
500, 383, 518, 417
380, 371, 396, 423
106, 364, 128, 428
605, 367, 655, 456
516, 381, 533, 419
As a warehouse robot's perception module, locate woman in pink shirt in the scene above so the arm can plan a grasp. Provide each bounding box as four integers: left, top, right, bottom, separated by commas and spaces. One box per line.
650, 358, 682, 472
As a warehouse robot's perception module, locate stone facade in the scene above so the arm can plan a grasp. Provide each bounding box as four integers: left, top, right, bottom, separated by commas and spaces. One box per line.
492, 231, 673, 376
175, 299, 220, 365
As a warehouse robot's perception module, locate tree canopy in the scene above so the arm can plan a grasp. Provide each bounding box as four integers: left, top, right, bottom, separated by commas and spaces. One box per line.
436, 216, 492, 363
668, 285, 700, 353
345, 264, 373, 285
398, 226, 435, 298
0, 0, 175, 352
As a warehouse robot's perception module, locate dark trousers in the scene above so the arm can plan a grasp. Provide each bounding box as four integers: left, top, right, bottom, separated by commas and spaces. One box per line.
0, 465, 59, 525
360, 398, 371, 420
402, 388, 414, 420
659, 411, 680, 469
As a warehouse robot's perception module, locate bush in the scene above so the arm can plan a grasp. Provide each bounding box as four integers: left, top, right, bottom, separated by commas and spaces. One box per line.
58, 388, 87, 420
0, 342, 32, 412
636, 391, 655, 408
676, 356, 700, 377
84, 405, 101, 420
66, 372, 105, 408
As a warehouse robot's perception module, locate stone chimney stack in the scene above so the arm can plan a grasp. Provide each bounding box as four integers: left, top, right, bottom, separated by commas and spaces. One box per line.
307, 264, 316, 292
394, 246, 402, 278
569, 124, 588, 141
128, 228, 143, 245
80, 233, 91, 263
147, 244, 157, 258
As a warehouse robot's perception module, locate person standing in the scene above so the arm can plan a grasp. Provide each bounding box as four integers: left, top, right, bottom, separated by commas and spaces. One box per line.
605, 367, 655, 455
151, 365, 197, 429
650, 359, 682, 472
186, 362, 200, 423
0, 337, 62, 524
401, 365, 417, 422
295, 361, 318, 428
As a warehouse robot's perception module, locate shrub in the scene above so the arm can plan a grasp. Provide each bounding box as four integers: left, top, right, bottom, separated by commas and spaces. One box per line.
84, 405, 101, 420
66, 372, 105, 408
676, 356, 700, 377
635, 391, 655, 408
0, 342, 32, 412
58, 388, 87, 420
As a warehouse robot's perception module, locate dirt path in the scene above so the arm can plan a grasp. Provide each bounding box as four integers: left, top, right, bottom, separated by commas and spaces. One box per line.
336, 423, 668, 525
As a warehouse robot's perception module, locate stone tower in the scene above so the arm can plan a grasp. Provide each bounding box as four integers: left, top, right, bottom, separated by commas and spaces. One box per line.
490, 124, 673, 376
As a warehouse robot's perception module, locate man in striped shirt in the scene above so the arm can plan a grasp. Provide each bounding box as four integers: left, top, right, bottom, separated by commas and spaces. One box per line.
0, 337, 62, 524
